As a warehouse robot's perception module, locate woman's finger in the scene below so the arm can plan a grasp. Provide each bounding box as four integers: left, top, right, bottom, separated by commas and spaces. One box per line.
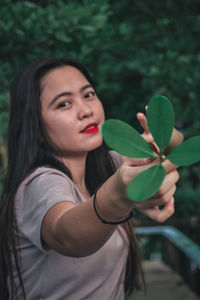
122, 156, 156, 166
137, 112, 160, 152
138, 197, 175, 222
137, 112, 149, 133
134, 184, 176, 209
153, 169, 179, 198
162, 159, 179, 173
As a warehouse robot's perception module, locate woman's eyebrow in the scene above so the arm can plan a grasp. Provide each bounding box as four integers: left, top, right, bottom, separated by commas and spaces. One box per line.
48, 84, 93, 108
48, 92, 72, 108
80, 84, 92, 92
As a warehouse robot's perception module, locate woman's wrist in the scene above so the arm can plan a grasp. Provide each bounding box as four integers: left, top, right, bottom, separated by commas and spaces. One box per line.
94, 173, 134, 223
93, 184, 134, 224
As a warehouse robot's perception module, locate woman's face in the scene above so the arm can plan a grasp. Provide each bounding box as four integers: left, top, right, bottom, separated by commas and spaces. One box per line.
40, 66, 105, 158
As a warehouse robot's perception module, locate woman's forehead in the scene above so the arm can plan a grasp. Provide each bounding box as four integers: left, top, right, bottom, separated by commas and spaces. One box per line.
41, 65, 89, 91
40, 66, 90, 101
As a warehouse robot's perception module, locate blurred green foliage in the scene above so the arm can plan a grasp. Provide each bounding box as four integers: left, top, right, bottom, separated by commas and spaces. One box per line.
0, 0, 200, 218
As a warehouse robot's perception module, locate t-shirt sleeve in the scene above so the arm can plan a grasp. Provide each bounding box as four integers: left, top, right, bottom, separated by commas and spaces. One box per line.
109, 150, 123, 169
15, 168, 77, 253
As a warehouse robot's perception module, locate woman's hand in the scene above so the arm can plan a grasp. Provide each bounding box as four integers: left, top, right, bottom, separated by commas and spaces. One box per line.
101, 111, 181, 222
133, 111, 182, 221
115, 154, 179, 223
133, 159, 179, 222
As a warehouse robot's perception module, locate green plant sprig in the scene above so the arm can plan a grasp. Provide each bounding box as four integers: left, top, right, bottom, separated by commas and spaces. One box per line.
101, 95, 200, 202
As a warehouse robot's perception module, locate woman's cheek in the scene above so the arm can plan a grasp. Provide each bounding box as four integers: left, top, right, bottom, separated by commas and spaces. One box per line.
98, 101, 105, 122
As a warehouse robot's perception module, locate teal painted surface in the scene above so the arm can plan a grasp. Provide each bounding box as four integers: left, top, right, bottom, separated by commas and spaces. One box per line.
136, 226, 200, 269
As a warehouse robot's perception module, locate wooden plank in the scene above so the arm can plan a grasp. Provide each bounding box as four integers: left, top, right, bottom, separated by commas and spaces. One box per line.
126, 260, 200, 300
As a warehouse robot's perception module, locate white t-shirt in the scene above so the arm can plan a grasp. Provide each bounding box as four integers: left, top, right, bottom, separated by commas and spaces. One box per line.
11, 152, 129, 300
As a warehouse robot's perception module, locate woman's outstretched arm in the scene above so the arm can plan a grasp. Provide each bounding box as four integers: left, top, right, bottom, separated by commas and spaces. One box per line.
41, 159, 179, 257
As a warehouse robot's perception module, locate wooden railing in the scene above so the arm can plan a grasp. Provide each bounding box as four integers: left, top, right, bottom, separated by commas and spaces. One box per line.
136, 226, 200, 297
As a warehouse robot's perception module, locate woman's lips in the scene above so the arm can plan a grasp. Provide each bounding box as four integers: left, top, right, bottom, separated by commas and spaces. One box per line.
81, 123, 99, 134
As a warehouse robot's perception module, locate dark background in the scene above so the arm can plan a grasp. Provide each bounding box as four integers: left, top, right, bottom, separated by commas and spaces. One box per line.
0, 0, 200, 243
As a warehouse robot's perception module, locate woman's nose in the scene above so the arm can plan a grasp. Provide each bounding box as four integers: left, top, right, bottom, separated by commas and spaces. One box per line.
77, 101, 93, 119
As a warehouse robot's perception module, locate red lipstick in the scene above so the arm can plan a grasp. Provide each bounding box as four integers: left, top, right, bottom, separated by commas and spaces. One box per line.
81, 122, 99, 134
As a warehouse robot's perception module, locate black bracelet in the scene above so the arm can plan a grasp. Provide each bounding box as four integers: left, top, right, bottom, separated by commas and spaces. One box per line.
93, 185, 134, 225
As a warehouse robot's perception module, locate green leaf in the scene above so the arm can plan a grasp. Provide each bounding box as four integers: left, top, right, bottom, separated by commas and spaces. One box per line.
79, 25, 96, 32
146, 95, 174, 152
127, 163, 166, 201
55, 33, 72, 43
101, 119, 157, 158
167, 136, 200, 166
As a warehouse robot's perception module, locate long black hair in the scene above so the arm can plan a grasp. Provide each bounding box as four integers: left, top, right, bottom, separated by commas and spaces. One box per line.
0, 57, 144, 299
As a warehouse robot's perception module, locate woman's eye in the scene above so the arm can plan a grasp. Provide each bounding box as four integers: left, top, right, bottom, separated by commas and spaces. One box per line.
57, 101, 71, 108
85, 91, 96, 98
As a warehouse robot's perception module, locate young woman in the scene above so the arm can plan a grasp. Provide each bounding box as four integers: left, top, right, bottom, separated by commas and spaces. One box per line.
0, 57, 180, 300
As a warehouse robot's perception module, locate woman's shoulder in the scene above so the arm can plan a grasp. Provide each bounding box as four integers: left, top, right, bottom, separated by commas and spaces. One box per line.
21, 166, 71, 187
15, 166, 77, 212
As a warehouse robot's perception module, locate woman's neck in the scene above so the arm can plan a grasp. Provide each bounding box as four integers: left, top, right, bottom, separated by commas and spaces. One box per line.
61, 154, 88, 192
